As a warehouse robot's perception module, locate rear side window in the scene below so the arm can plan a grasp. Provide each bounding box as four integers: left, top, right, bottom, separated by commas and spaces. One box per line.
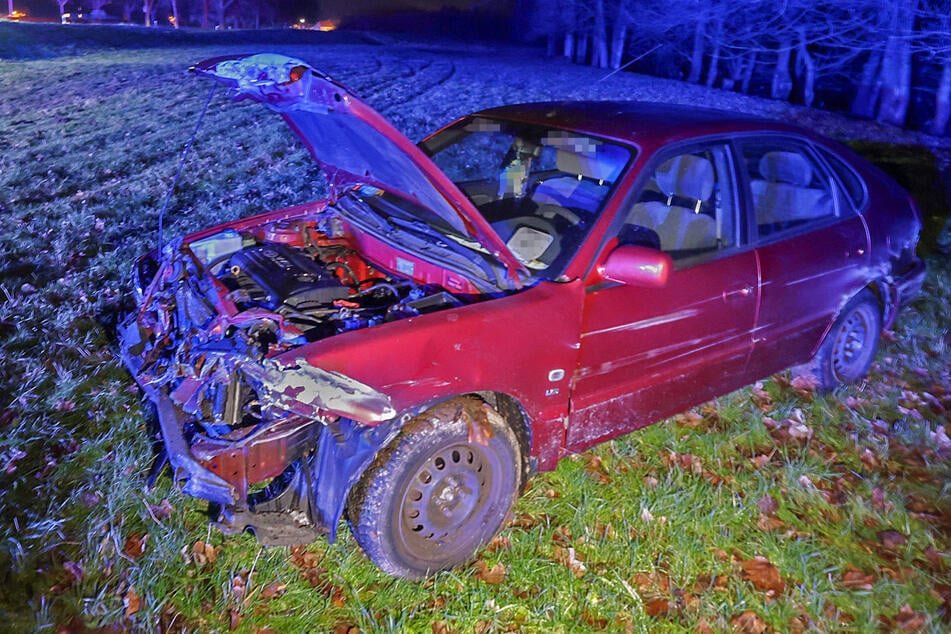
739, 141, 836, 239
816, 146, 868, 212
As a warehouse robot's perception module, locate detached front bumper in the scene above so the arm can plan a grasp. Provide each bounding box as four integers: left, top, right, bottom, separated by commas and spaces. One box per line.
153, 392, 239, 507
118, 307, 400, 544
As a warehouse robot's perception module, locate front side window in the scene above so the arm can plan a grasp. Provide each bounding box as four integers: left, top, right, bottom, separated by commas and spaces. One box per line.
620, 144, 737, 262
421, 118, 632, 278
738, 141, 837, 239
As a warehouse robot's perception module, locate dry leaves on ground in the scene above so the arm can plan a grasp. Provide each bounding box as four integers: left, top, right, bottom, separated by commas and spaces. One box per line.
739, 556, 786, 596
473, 560, 507, 584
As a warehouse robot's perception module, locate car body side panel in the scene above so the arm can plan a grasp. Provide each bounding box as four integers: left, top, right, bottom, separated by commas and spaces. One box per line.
746, 215, 872, 377
568, 250, 759, 450
279, 280, 586, 471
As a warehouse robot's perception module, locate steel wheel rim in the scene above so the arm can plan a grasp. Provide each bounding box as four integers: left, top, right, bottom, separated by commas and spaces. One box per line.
831, 304, 876, 381
397, 443, 495, 561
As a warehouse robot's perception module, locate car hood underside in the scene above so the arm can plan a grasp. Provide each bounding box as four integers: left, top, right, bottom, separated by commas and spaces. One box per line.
191, 53, 524, 280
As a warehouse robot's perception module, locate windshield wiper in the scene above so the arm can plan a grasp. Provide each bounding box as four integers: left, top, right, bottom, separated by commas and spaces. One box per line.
336, 195, 393, 233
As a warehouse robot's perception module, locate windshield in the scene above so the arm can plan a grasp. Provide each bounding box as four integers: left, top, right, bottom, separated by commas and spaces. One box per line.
420, 117, 633, 279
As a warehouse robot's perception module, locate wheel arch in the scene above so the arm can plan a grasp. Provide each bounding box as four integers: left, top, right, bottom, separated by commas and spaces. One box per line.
344, 390, 535, 516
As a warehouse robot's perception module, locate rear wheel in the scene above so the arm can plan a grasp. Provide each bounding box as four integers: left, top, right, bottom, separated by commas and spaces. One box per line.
348, 397, 521, 579
814, 289, 882, 390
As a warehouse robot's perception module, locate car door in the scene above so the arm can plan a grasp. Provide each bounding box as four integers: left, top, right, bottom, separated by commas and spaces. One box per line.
736, 138, 872, 379
567, 143, 759, 451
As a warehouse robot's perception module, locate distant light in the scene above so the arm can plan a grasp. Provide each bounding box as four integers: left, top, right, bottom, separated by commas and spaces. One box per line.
317, 19, 338, 32
299, 17, 305, 23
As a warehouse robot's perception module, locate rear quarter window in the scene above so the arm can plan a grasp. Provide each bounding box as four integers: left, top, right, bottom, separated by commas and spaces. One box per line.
816, 146, 869, 212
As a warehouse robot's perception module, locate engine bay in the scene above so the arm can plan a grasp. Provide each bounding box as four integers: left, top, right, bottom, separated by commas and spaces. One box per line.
194, 216, 465, 343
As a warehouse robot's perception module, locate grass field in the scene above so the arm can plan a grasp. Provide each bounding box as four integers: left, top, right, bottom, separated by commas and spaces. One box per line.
1, 23, 949, 633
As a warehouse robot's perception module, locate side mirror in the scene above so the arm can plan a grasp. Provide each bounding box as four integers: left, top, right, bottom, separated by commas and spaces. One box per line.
598, 244, 672, 288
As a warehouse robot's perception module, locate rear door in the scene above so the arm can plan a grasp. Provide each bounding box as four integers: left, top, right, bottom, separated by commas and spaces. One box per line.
737, 137, 871, 379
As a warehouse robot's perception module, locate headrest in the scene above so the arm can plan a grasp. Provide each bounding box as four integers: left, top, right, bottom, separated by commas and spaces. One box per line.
544, 131, 626, 182
654, 155, 715, 202
758, 151, 813, 186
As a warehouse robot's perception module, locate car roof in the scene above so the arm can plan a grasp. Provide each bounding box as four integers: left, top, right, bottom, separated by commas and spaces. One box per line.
473, 101, 808, 150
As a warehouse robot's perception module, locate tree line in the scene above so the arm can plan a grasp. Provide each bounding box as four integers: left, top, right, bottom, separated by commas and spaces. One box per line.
522, 0, 951, 135
50, 0, 278, 29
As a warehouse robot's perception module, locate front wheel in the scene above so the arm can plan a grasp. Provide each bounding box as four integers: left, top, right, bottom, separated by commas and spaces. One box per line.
813, 289, 882, 390
348, 397, 521, 580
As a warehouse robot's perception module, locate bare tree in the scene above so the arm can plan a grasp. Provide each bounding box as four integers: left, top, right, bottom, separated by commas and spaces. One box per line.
876, 0, 918, 126
919, 1, 951, 134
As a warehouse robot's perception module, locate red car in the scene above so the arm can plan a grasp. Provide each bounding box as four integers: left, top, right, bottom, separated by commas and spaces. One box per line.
119, 53, 926, 579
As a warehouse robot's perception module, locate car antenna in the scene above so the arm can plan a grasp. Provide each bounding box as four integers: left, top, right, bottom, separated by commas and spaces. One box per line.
157, 83, 217, 256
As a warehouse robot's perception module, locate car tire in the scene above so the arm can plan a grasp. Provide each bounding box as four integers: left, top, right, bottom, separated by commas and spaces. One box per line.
348, 397, 521, 580
813, 289, 882, 390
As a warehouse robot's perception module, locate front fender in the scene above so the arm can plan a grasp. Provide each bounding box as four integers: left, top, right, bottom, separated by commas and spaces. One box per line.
281, 279, 586, 467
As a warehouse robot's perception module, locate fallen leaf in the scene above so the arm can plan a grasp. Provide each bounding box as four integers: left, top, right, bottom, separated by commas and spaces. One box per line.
790, 374, 820, 398
877, 530, 909, 551
553, 546, 587, 578
581, 609, 609, 629
695, 617, 715, 634
757, 494, 779, 515
740, 556, 786, 596
730, 610, 767, 633
483, 534, 511, 553
750, 383, 773, 411
643, 597, 673, 617
756, 514, 787, 532
148, 499, 174, 521
933, 584, 951, 621
432, 621, 459, 634
191, 540, 217, 566
584, 454, 611, 484
894, 603, 927, 631
922, 545, 948, 572
840, 565, 876, 590
473, 560, 507, 584
859, 448, 880, 470
124, 588, 141, 617
231, 573, 247, 603
674, 410, 704, 429
693, 573, 729, 593
260, 581, 287, 600
124, 532, 148, 559
594, 519, 616, 540
871, 487, 893, 512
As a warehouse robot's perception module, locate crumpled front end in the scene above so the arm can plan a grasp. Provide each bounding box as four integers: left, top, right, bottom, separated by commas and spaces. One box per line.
118, 235, 400, 544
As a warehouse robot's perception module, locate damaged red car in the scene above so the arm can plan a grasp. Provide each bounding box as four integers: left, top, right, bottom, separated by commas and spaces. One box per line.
119, 53, 926, 579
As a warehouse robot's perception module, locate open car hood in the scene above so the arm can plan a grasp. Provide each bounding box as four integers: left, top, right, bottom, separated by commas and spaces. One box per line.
192, 53, 525, 281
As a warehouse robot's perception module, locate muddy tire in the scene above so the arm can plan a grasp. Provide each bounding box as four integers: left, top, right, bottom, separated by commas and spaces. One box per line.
348, 397, 521, 580
813, 289, 882, 390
